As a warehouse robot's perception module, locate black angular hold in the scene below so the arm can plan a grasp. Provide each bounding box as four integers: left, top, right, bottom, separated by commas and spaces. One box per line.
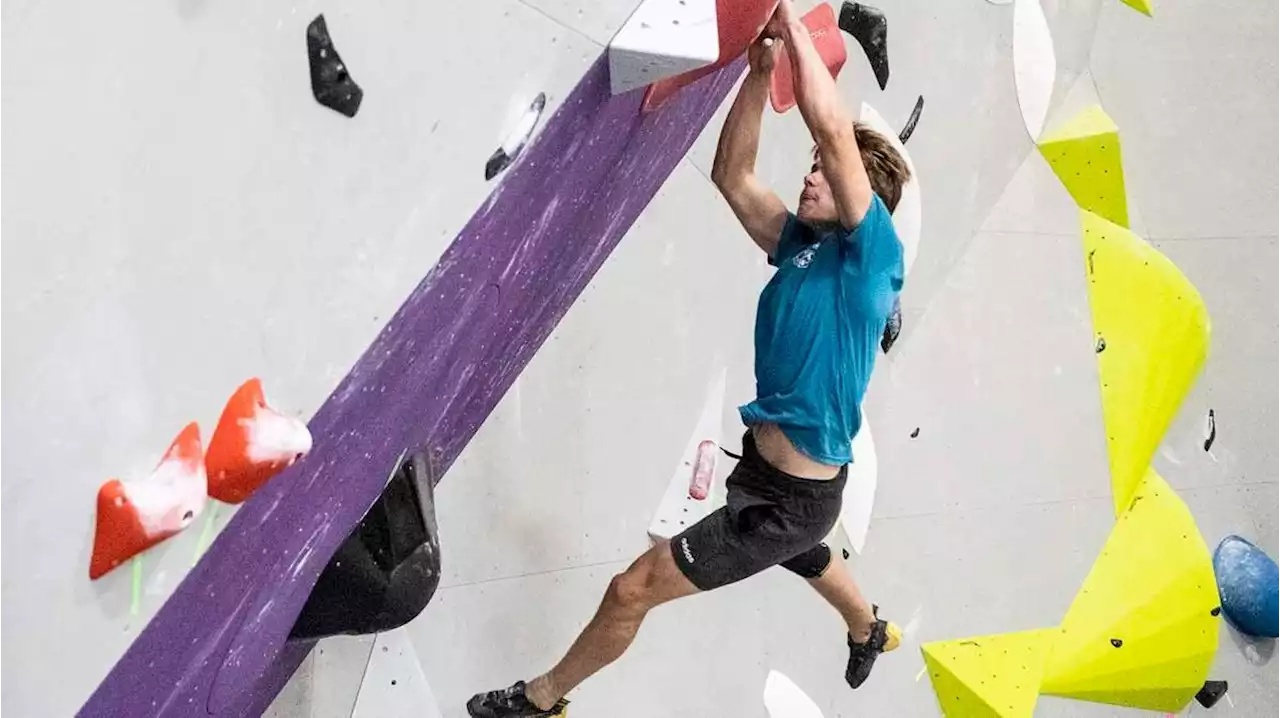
289, 449, 442, 640
910, 427, 920, 439
881, 296, 902, 353
838, 2, 890, 90
1203, 409, 1216, 451
307, 14, 363, 118
486, 93, 547, 181
1096, 336, 1107, 353
1211, 606, 1222, 617
898, 95, 924, 144
1195, 680, 1228, 708
842, 548, 851, 560
1110, 638, 1123, 647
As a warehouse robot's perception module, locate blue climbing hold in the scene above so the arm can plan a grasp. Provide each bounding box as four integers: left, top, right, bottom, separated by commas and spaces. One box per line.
1212, 535, 1279, 639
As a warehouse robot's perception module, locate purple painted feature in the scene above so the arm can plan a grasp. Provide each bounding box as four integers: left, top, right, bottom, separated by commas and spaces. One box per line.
78, 53, 744, 717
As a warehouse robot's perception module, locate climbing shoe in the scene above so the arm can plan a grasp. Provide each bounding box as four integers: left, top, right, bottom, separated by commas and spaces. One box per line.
466, 681, 568, 718
845, 605, 902, 689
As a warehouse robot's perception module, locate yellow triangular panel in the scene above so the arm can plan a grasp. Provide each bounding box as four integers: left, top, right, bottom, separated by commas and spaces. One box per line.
922, 629, 1054, 717
1080, 210, 1210, 513
1039, 106, 1129, 227
1042, 471, 1219, 712
923, 653, 994, 718
1120, 0, 1154, 17
1040, 105, 1118, 144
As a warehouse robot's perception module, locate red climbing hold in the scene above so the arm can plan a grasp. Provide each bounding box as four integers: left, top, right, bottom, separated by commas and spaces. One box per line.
770, 2, 847, 113
643, 0, 780, 112
689, 439, 717, 500
205, 378, 312, 504
89, 422, 207, 579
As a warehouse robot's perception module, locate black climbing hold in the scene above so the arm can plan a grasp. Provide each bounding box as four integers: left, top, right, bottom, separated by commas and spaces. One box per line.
1211, 606, 1222, 617
910, 427, 920, 439
289, 449, 442, 639
1095, 336, 1106, 353
1110, 638, 1123, 647
307, 14, 363, 118
898, 95, 924, 144
838, 2, 890, 90
842, 548, 851, 560
1203, 409, 1216, 451
881, 297, 902, 353
486, 93, 547, 181
1195, 680, 1228, 708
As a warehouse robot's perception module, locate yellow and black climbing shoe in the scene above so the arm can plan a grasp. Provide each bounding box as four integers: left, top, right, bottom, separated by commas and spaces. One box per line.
845, 605, 901, 690
466, 681, 568, 718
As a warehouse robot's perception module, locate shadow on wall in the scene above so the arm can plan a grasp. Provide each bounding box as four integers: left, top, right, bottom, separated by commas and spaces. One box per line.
1228, 628, 1277, 667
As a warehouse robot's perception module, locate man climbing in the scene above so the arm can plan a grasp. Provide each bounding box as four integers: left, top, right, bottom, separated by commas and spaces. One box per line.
467, 2, 910, 715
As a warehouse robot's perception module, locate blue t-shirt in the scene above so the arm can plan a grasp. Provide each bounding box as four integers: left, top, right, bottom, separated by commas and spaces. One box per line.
738, 195, 904, 465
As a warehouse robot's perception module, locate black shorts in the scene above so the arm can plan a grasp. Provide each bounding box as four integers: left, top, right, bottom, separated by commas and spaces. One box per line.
671, 430, 848, 591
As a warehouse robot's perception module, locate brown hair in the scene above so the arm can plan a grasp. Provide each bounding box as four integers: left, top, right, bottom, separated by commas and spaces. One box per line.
853, 121, 911, 213
814, 122, 912, 214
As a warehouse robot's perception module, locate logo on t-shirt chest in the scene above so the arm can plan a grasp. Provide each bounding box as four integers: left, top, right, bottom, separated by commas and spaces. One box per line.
793, 244, 819, 269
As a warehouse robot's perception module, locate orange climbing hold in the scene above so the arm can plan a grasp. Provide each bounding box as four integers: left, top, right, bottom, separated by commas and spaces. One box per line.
769, 2, 846, 113
643, 0, 780, 111
89, 423, 207, 579
205, 378, 313, 504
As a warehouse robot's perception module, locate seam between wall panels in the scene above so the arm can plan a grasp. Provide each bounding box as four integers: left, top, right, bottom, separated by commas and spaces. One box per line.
512, 0, 607, 48
436, 557, 632, 591
1147, 234, 1280, 243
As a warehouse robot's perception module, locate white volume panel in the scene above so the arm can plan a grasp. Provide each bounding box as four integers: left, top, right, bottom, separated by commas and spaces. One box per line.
608, 0, 720, 95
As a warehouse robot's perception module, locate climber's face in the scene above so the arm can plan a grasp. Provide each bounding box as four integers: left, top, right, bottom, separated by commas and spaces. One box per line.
797, 155, 839, 226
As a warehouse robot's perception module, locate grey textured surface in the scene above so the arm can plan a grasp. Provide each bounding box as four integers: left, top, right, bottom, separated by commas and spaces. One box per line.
72, 25, 742, 718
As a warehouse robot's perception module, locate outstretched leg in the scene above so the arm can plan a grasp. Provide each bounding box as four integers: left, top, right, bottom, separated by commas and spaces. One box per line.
802, 547, 877, 640
529, 542, 698, 705
468, 541, 699, 716
782, 542, 900, 689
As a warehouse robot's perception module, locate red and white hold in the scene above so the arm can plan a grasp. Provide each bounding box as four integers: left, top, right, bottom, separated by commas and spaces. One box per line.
206, 378, 312, 504
243, 401, 313, 467
125, 432, 208, 537
89, 422, 207, 579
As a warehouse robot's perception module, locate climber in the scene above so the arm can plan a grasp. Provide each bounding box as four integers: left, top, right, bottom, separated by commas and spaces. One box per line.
466, 2, 909, 715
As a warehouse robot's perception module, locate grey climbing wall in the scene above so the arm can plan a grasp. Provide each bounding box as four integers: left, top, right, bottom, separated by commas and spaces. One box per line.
2, 1, 1276, 717
388, 2, 1279, 717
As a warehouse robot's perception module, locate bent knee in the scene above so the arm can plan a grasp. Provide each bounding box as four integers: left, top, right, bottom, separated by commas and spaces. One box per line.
782, 543, 833, 579
608, 546, 684, 613
605, 570, 653, 613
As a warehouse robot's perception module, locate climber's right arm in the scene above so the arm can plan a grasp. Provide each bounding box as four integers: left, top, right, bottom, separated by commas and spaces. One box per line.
711, 36, 789, 258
